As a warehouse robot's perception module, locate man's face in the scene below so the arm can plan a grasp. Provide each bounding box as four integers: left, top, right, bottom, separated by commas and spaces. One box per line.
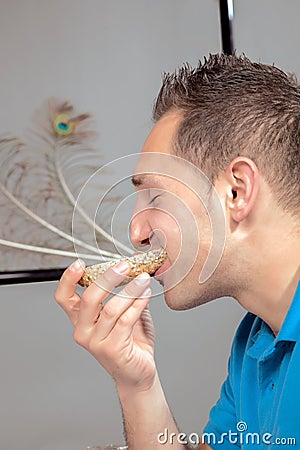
130, 112, 227, 310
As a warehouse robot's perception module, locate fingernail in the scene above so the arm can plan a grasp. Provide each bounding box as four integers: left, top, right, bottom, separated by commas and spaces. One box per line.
135, 272, 150, 286
140, 287, 152, 298
70, 259, 85, 272
112, 260, 130, 274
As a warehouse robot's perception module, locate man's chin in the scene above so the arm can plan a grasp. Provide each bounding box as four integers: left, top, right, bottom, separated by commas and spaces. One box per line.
162, 282, 217, 311
162, 285, 191, 310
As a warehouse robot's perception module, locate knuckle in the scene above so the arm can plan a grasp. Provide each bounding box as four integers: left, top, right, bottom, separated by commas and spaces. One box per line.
73, 327, 87, 347
101, 266, 127, 288
118, 312, 131, 327
80, 291, 97, 307
80, 291, 89, 304
73, 328, 81, 344
96, 269, 118, 291
62, 269, 74, 283
101, 303, 116, 320
121, 282, 142, 299
99, 269, 113, 285
54, 290, 63, 306
121, 282, 137, 298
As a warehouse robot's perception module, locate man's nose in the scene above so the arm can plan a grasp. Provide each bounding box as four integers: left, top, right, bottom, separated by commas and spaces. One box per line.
130, 210, 153, 247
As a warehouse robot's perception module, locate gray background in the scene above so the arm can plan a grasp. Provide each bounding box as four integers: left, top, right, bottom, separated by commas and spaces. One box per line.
1, 1, 300, 449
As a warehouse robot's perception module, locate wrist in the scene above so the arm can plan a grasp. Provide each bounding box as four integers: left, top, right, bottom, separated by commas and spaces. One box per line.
117, 371, 161, 403
117, 373, 169, 421
117, 374, 184, 449
117, 373, 172, 435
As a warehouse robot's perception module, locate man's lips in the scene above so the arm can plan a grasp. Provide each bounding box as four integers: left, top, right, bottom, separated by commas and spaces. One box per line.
154, 260, 169, 277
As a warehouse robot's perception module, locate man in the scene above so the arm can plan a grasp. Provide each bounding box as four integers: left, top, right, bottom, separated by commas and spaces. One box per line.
55, 54, 300, 449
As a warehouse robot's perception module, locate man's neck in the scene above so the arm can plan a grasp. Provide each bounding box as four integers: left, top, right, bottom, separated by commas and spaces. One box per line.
235, 229, 300, 336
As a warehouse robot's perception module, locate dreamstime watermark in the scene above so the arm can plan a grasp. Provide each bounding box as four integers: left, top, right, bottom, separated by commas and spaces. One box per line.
157, 422, 296, 446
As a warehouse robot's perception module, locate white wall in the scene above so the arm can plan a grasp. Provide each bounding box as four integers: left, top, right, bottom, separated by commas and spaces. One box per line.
234, 0, 300, 76
1, 1, 299, 449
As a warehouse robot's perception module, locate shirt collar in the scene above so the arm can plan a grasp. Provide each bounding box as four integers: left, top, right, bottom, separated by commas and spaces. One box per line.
247, 281, 300, 359
275, 280, 300, 344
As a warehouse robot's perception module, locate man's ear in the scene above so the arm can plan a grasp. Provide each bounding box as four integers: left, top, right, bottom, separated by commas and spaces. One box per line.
225, 157, 259, 223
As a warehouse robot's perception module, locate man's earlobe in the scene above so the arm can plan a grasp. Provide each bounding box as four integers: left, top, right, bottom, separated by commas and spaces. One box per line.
226, 157, 259, 223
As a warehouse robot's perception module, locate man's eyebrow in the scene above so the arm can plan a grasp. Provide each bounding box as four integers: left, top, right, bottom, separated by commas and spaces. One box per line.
131, 175, 143, 187
131, 174, 156, 187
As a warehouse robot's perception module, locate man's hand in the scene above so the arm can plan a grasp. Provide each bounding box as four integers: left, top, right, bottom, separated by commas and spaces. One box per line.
54, 259, 210, 449
54, 259, 156, 392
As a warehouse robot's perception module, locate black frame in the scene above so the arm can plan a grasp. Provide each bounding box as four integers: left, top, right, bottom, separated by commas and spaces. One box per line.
0, 269, 65, 285
0, 1, 234, 285
219, 0, 234, 55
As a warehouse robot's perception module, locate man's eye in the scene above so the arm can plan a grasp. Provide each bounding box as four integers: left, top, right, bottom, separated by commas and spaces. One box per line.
149, 194, 160, 205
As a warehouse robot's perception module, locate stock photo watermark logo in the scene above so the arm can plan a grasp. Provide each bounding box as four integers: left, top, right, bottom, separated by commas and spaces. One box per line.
157, 422, 297, 446
72, 152, 226, 296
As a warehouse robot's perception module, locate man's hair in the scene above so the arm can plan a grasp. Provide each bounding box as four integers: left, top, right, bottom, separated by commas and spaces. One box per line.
153, 53, 300, 218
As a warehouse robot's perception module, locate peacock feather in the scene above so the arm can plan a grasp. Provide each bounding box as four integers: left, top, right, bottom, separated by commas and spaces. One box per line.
0, 98, 133, 273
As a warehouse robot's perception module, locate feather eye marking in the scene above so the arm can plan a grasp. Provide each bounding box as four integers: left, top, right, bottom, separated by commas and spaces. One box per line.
53, 113, 75, 136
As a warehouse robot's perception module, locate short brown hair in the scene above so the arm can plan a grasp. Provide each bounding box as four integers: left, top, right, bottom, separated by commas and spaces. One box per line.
153, 54, 300, 217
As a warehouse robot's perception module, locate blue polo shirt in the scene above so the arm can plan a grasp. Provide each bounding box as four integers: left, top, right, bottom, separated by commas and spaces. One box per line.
203, 281, 300, 449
